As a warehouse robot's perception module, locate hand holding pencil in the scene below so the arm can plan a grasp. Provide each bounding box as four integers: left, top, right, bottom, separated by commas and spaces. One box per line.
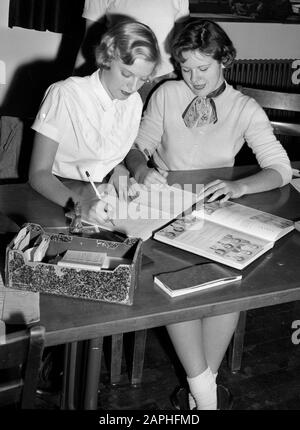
85, 171, 115, 226
136, 149, 168, 188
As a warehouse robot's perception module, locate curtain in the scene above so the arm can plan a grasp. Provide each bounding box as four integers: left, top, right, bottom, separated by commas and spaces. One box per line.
8, 0, 84, 34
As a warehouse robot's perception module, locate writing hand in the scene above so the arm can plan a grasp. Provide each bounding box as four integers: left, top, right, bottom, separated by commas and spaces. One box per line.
108, 164, 130, 201
82, 198, 116, 226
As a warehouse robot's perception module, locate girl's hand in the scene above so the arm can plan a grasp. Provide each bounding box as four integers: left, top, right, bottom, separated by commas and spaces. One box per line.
108, 164, 130, 200
135, 165, 168, 187
204, 180, 247, 203
82, 198, 116, 225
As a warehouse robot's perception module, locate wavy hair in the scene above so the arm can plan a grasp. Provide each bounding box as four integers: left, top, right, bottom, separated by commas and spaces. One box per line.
95, 20, 161, 73
171, 19, 236, 68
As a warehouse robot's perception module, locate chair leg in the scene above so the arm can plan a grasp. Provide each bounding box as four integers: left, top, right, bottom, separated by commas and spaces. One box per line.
61, 342, 79, 410
110, 334, 123, 385
0, 320, 5, 342
228, 311, 247, 373
131, 329, 147, 386
84, 337, 104, 410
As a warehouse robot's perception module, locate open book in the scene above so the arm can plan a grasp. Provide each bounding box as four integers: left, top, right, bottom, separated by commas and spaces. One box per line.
154, 263, 242, 297
82, 183, 200, 241
154, 201, 294, 270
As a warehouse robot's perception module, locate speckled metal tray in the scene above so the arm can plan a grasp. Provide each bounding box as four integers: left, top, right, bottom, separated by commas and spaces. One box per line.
5, 223, 143, 306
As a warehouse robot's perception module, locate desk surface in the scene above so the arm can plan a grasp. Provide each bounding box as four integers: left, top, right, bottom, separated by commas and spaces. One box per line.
1, 165, 300, 347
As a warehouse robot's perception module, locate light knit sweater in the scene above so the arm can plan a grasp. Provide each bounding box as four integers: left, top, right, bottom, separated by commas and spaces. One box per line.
134, 80, 292, 186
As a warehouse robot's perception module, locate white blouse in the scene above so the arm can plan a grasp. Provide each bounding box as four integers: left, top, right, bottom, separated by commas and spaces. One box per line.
32, 71, 143, 182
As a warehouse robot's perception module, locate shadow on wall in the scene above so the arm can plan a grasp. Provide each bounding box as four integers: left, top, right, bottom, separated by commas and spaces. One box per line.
73, 17, 107, 77
0, 25, 85, 183
1, 28, 85, 118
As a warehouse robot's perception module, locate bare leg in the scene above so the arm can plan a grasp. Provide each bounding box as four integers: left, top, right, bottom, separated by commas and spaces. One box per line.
167, 312, 239, 376
167, 313, 239, 410
166, 319, 206, 378
202, 312, 240, 373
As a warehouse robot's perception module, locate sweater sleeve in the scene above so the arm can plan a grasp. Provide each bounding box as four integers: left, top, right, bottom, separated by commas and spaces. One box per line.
133, 86, 165, 156
242, 99, 292, 186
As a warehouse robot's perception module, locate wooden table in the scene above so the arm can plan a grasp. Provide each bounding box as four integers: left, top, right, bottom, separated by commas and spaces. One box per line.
1, 165, 300, 409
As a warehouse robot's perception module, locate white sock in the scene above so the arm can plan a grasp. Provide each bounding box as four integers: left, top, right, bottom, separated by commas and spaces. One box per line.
188, 370, 218, 409
187, 367, 217, 410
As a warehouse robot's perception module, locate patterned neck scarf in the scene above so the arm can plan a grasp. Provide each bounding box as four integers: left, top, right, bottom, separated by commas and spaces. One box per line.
182, 81, 226, 128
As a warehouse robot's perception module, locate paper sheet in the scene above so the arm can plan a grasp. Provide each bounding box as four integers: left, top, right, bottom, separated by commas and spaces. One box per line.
82, 183, 201, 240
291, 178, 300, 193
0, 273, 40, 325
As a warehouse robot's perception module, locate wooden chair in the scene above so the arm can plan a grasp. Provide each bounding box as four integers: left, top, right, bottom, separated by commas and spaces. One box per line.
0, 325, 45, 408
236, 86, 300, 137
61, 330, 147, 409
228, 87, 300, 373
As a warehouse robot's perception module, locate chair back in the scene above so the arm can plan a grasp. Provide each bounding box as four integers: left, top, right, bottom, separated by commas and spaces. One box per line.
237, 86, 300, 137
0, 325, 45, 408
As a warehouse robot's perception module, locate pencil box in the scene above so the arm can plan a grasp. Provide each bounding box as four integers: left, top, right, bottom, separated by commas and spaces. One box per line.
5, 223, 143, 306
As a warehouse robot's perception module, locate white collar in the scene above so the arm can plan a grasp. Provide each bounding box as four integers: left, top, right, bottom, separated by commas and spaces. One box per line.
90, 70, 115, 111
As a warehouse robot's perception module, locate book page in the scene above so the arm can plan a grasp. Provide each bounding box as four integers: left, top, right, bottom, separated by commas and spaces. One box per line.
82, 183, 200, 241
82, 215, 170, 241
194, 201, 294, 242
131, 183, 198, 218
155, 215, 271, 269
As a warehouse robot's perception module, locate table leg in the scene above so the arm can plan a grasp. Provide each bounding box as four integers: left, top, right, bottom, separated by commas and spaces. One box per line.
110, 334, 123, 385
83, 337, 104, 410
61, 342, 79, 410
131, 329, 147, 386
228, 310, 247, 373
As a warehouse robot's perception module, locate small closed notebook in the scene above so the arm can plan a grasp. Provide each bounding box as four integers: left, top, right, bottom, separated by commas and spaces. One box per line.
58, 250, 108, 271
154, 263, 242, 298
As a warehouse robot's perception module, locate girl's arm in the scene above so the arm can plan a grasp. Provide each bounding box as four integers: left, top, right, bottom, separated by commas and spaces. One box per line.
126, 85, 168, 186
125, 148, 168, 186
204, 168, 284, 203
205, 100, 292, 203
29, 132, 110, 222
29, 132, 81, 209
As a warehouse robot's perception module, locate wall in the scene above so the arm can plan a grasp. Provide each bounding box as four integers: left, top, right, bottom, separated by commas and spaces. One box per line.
220, 22, 300, 60
0, 0, 85, 118
0, 0, 300, 114
0, 0, 64, 115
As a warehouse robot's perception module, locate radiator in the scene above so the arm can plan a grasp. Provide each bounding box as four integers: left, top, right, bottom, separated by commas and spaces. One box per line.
224, 59, 300, 162
224, 59, 299, 92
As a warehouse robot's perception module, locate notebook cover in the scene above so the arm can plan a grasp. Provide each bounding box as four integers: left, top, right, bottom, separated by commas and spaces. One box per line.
154, 263, 241, 296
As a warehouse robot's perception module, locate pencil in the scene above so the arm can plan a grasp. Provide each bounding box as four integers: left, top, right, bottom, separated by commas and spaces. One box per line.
85, 170, 103, 200
85, 171, 115, 226
144, 149, 168, 174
